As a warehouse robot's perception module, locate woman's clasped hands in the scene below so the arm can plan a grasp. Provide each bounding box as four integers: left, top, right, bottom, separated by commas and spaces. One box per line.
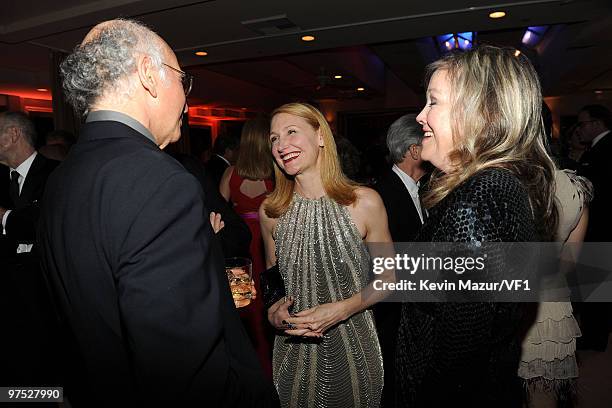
268, 296, 354, 338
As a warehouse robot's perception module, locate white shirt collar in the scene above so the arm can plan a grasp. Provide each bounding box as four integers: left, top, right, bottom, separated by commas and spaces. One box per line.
592, 130, 611, 148
392, 164, 425, 224
12, 151, 37, 179
9, 151, 37, 194
392, 164, 419, 197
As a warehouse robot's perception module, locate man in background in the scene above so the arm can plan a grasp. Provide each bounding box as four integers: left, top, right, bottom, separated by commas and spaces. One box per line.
0, 111, 59, 254
375, 114, 427, 242
207, 133, 239, 186
577, 104, 612, 243
38, 129, 76, 161
576, 104, 612, 352
373, 114, 428, 407
0, 111, 60, 388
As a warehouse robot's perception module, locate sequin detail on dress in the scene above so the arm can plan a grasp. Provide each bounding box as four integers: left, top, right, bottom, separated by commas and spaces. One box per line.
273, 194, 383, 408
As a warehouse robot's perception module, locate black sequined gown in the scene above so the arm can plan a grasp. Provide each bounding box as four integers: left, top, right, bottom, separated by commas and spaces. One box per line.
395, 168, 537, 407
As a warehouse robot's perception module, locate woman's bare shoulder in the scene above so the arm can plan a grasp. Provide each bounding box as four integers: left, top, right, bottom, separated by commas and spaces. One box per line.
353, 186, 384, 211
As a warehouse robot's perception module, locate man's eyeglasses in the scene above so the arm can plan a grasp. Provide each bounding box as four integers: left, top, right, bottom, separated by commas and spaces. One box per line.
162, 63, 193, 97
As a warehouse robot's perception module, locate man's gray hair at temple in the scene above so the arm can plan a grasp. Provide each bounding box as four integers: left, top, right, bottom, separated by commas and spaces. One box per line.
386, 114, 422, 164
0, 111, 37, 148
60, 19, 166, 116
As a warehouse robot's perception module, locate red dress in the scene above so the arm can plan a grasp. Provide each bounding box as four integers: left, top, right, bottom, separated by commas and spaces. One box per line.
228, 169, 274, 377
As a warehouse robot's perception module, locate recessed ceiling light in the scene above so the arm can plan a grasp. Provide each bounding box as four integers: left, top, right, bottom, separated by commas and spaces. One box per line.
334, 75, 342, 79
514, 50, 521, 57
301, 35, 315, 42
195, 51, 208, 56
489, 11, 506, 19
357, 87, 365, 91
595, 90, 603, 94
36, 88, 48, 92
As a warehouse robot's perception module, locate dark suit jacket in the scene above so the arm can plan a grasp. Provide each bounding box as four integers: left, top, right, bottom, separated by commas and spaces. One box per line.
374, 169, 423, 243
579, 132, 612, 242
373, 168, 424, 408
0, 154, 59, 249
0, 154, 60, 387
171, 152, 251, 258
206, 154, 230, 187
38, 120, 277, 407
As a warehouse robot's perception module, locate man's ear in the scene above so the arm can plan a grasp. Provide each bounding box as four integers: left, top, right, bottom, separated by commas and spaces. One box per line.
409, 144, 421, 160
8, 127, 20, 144
137, 54, 158, 98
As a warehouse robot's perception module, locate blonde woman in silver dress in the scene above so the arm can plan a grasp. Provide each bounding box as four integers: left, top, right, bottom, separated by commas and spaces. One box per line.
260, 103, 393, 408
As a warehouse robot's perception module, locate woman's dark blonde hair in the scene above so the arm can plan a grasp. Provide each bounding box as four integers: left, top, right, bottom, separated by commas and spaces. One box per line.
423, 45, 558, 240
235, 116, 274, 180
264, 103, 357, 218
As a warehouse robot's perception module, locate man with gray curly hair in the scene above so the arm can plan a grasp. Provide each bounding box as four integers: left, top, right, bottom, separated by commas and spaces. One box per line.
376, 114, 427, 240
38, 19, 278, 407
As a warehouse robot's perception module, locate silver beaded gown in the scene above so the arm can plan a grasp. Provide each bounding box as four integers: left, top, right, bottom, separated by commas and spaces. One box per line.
273, 193, 383, 408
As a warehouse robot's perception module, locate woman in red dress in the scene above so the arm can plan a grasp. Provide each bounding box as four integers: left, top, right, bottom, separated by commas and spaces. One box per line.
220, 116, 275, 377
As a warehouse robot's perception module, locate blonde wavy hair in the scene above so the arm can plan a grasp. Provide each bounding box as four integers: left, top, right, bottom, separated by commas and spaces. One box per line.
264, 103, 357, 218
235, 116, 274, 180
422, 45, 558, 240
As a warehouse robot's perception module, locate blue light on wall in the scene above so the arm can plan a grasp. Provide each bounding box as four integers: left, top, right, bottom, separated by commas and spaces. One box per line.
521, 26, 548, 47
437, 32, 475, 52
437, 33, 455, 51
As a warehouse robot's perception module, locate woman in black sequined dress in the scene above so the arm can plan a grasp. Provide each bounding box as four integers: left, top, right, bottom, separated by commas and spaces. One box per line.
394, 45, 558, 407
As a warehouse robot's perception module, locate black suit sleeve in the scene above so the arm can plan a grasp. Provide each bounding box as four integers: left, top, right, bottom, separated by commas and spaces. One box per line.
4, 156, 58, 244
579, 140, 612, 242
5, 204, 40, 241
200, 169, 252, 258
115, 172, 225, 401
173, 153, 251, 258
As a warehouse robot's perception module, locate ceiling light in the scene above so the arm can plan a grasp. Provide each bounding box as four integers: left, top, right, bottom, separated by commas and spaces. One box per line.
195, 51, 208, 56
595, 90, 603, 94
489, 11, 506, 19
357, 87, 365, 91
301, 35, 315, 42
523, 31, 532, 42
334, 75, 342, 79
514, 50, 521, 57
36, 88, 48, 92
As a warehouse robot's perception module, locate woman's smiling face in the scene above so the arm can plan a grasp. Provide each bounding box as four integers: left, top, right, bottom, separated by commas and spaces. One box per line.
416, 69, 455, 172
270, 112, 324, 176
